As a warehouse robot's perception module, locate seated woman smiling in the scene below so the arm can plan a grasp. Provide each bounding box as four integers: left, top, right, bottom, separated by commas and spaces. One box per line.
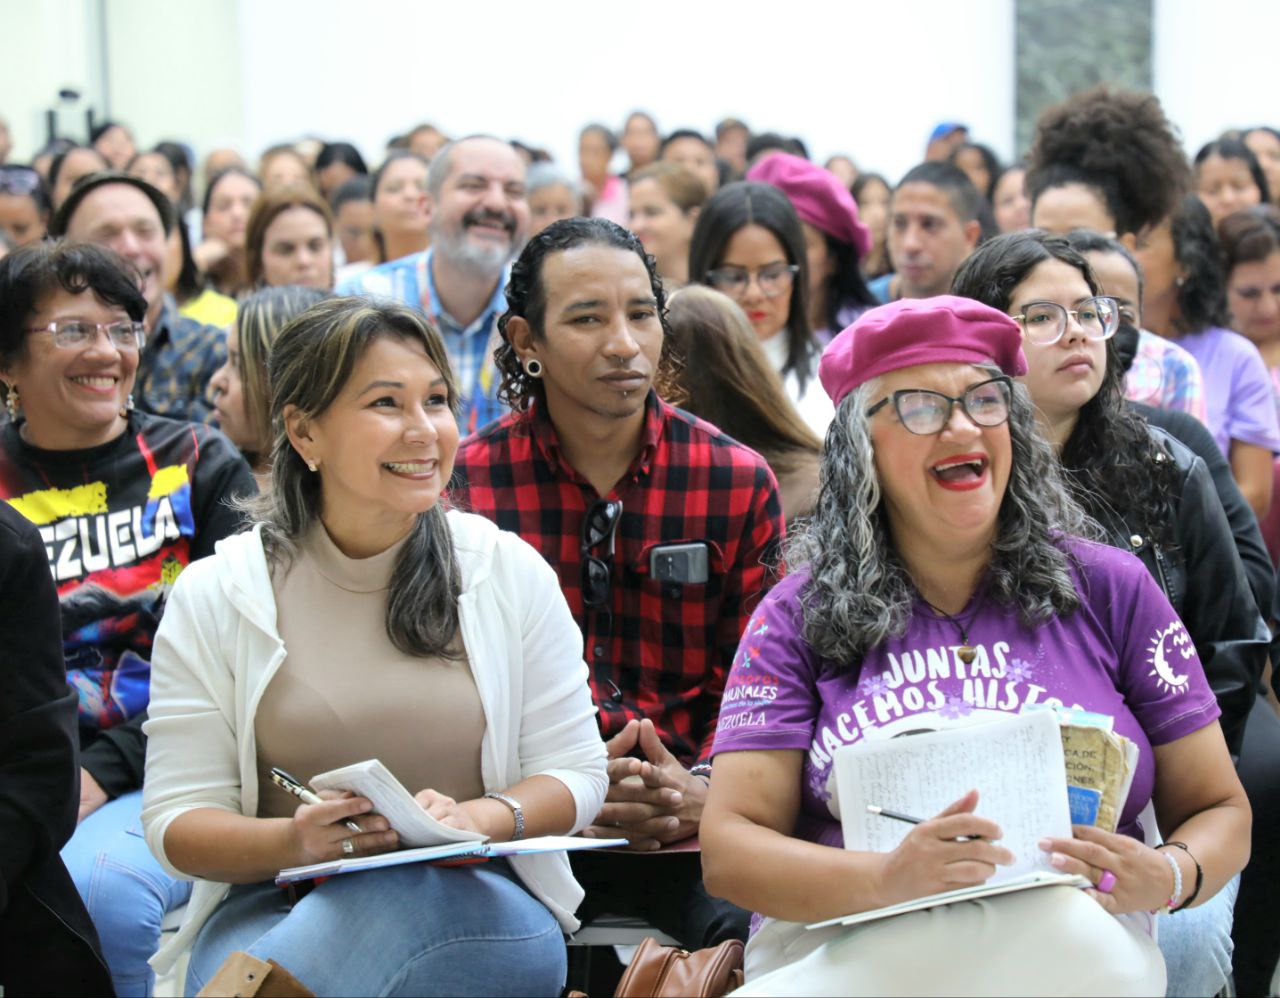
700, 297, 1250, 996
142, 297, 607, 996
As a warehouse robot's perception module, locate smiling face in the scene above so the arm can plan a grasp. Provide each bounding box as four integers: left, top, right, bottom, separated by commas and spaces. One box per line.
1008, 257, 1106, 443
428, 138, 528, 275
1197, 154, 1262, 226
64, 183, 167, 327
628, 177, 695, 281
1228, 250, 1280, 346
260, 206, 332, 289
288, 334, 459, 543
869, 362, 1011, 552
511, 244, 663, 425
3, 287, 138, 450
716, 223, 792, 341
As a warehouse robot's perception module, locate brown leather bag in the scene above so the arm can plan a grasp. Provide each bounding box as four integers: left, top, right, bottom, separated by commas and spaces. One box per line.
613, 936, 745, 997
196, 951, 314, 997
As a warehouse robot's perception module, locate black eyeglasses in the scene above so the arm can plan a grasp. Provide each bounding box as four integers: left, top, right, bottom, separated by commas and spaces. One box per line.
866, 376, 1013, 435
581, 499, 622, 609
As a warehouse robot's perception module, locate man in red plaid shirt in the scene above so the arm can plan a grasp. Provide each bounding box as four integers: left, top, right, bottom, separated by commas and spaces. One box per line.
450, 217, 784, 949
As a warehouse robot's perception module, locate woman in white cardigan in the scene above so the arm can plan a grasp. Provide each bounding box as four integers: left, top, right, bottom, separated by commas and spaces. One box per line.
141, 297, 608, 996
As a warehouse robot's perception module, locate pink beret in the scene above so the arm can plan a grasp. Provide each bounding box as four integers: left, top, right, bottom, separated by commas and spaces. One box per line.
818, 295, 1027, 406
746, 152, 872, 259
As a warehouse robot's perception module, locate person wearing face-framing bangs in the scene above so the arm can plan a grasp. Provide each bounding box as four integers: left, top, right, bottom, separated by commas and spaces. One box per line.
142, 297, 607, 996
0, 241, 253, 994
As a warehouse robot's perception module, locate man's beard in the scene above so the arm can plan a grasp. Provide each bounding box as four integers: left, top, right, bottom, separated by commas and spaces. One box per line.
433, 210, 523, 277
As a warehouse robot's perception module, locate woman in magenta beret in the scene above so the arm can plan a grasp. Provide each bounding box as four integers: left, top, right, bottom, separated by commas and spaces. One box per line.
699, 295, 1249, 995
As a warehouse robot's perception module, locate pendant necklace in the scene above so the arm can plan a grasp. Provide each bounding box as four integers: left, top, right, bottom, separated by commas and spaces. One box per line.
921, 591, 986, 664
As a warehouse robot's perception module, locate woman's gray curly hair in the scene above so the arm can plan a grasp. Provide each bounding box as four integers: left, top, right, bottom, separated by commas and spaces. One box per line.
788, 369, 1099, 671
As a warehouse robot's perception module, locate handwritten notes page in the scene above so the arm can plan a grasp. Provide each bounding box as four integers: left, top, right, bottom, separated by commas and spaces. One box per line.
834, 709, 1072, 882
310, 759, 487, 848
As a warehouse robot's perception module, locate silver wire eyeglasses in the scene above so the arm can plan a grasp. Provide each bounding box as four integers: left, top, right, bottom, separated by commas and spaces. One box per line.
26, 320, 147, 351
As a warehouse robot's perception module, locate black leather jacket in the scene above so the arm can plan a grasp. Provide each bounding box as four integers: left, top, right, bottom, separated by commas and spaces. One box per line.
1090, 427, 1268, 757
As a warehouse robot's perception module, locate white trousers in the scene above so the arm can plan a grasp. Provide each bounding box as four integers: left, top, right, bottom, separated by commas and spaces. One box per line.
736, 885, 1165, 997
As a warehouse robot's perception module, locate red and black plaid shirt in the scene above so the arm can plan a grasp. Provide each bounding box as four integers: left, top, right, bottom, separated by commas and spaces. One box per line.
450, 393, 785, 765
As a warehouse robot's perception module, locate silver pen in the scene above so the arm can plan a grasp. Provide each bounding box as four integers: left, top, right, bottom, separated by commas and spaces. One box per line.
270, 767, 363, 835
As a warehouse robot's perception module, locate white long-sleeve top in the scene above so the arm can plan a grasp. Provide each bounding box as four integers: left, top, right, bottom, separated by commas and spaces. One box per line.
141, 511, 608, 973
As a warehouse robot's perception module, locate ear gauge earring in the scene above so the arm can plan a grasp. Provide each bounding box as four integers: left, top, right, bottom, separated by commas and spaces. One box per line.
523, 358, 543, 378
3, 386, 18, 421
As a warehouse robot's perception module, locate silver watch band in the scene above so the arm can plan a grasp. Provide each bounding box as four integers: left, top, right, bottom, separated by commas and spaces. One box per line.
483, 791, 525, 841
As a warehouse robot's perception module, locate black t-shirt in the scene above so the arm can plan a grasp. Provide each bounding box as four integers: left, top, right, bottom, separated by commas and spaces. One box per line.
0, 413, 253, 738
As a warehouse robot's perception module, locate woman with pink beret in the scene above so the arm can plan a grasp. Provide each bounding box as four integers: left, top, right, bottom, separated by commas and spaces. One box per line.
700, 296, 1249, 994
747, 152, 879, 343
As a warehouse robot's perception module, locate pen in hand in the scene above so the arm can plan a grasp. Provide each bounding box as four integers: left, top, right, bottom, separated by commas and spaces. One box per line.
867, 803, 985, 842
271, 767, 364, 835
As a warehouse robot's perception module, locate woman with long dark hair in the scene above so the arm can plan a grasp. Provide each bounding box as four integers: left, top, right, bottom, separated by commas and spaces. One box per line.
954, 230, 1275, 998
689, 181, 832, 434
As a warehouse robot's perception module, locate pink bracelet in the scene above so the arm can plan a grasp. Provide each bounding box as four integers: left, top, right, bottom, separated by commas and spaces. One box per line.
1154, 847, 1183, 914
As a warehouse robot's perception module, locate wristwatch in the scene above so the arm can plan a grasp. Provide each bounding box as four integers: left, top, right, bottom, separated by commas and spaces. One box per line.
483, 791, 525, 841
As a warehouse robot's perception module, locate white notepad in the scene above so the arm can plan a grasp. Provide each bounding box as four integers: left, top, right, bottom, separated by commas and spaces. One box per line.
309, 759, 487, 848
808, 710, 1086, 930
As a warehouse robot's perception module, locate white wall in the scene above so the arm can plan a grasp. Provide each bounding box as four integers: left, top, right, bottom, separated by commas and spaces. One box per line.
1153, 0, 1280, 153
235, 0, 1016, 184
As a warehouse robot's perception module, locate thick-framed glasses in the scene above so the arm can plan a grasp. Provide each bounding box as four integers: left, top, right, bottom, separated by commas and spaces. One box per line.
580, 498, 622, 610
866, 376, 1013, 436
703, 263, 799, 300
1011, 296, 1120, 345
26, 320, 146, 351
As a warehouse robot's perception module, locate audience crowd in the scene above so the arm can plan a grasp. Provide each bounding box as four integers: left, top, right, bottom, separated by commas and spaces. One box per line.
2, 90, 1280, 998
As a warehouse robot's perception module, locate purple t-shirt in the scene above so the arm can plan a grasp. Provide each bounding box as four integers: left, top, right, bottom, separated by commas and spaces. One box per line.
712, 539, 1220, 848
1176, 326, 1280, 456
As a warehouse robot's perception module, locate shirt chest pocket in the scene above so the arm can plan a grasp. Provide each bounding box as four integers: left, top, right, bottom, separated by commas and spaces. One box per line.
625, 540, 725, 679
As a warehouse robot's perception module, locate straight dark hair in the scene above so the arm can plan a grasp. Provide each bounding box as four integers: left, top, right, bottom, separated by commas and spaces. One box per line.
687, 181, 816, 389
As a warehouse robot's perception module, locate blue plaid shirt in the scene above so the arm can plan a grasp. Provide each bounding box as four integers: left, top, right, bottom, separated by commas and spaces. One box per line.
336, 249, 509, 433
138, 299, 226, 424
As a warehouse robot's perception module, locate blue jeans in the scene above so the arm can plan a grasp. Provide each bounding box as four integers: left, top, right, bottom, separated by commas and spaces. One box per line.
1157, 872, 1239, 997
61, 790, 193, 997
187, 860, 567, 997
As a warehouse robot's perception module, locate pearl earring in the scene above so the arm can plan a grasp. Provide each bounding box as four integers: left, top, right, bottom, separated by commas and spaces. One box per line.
307, 460, 318, 472
4, 386, 18, 421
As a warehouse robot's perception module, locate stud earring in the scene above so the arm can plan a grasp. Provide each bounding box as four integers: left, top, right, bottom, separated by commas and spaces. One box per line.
120, 393, 135, 417
307, 460, 318, 472
523, 358, 543, 378
4, 385, 18, 421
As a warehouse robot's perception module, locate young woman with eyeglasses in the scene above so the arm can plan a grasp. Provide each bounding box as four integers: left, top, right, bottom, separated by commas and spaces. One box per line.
688, 181, 832, 435
954, 231, 1270, 995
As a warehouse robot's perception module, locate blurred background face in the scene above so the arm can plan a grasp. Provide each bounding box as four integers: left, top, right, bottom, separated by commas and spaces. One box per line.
952, 147, 990, 197
52, 147, 108, 208
628, 177, 694, 279
578, 129, 612, 184
528, 181, 578, 237
1030, 182, 1114, 236
992, 168, 1030, 233
317, 159, 359, 199
1245, 130, 1280, 206
622, 115, 660, 170
260, 206, 332, 288
93, 125, 135, 170
1227, 250, 1280, 347
373, 157, 429, 240
0, 188, 47, 247
663, 138, 719, 197
825, 156, 858, 189
1196, 154, 1262, 226
335, 197, 377, 264
854, 177, 891, 249
260, 150, 311, 191
128, 151, 179, 202
208, 322, 253, 451
204, 172, 259, 248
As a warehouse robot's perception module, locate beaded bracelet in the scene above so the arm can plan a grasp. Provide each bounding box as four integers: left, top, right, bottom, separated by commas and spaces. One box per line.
1154, 848, 1182, 914
1157, 841, 1204, 912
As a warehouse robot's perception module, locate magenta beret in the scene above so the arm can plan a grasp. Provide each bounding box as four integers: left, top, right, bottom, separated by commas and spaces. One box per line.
818, 295, 1027, 406
745, 152, 872, 259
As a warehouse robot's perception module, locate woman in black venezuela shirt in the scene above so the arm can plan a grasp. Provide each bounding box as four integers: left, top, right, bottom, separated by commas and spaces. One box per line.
0, 241, 252, 995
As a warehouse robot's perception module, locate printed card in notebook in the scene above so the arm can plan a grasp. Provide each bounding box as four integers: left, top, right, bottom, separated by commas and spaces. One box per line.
309, 759, 486, 848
